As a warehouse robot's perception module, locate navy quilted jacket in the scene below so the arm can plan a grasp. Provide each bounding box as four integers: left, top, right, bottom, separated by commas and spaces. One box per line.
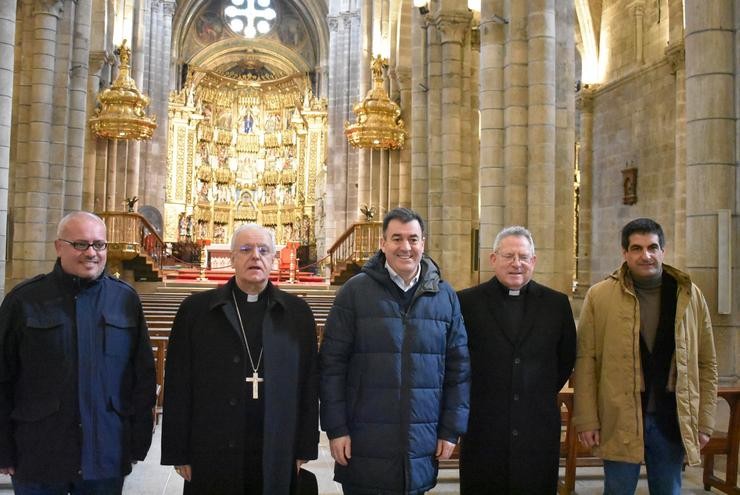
320, 252, 470, 494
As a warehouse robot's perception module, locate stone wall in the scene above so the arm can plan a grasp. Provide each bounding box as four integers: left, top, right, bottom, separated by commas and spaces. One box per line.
589, 62, 677, 282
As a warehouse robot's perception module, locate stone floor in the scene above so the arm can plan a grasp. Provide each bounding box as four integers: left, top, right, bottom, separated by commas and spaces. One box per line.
0, 424, 728, 494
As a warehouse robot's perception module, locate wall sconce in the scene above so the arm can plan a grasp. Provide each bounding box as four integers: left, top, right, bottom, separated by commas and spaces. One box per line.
413, 0, 429, 14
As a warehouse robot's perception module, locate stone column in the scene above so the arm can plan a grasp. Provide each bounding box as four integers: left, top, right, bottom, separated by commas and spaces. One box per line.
504, 0, 529, 226
410, 9, 429, 218
552, 0, 575, 293
526, 0, 557, 287
16, 0, 64, 281
478, 0, 506, 281
356, 3, 372, 221
142, 0, 174, 210
633, 1, 645, 66
394, 66, 411, 206
425, 15, 443, 261
575, 86, 595, 289
64, 0, 91, 214
666, 42, 686, 269
684, 0, 737, 381
126, 0, 148, 205
434, 6, 473, 288
0, 0, 16, 294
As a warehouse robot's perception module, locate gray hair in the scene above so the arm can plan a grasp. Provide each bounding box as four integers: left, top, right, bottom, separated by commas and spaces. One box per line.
230, 223, 275, 252
493, 226, 535, 255
57, 211, 106, 238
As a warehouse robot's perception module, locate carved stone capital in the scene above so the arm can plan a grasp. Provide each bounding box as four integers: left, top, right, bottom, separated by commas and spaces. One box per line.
88, 50, 113, 77
33, 0, 64, 18
162, 1, 176, 17
341, 11, 358, 30
576, 84, 598, 112
665, 41, 685, 74
432, 12, 473, 45
328, 15, 339, 32
393, 67, 411, 90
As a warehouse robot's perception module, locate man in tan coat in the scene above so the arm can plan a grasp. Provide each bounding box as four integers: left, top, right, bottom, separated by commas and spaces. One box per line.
573, 218, 717, 495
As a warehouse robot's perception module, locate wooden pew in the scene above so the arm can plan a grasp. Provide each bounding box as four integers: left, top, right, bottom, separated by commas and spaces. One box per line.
703, 387, 740, 494
150, 335, 169, 424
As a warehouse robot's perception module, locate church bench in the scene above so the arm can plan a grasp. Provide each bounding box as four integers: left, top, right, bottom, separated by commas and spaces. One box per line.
702, 387, 740, 494
150, 335, 169, 423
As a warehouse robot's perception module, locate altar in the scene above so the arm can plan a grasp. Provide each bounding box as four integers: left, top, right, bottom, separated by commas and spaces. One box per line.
163, 67, 327, 265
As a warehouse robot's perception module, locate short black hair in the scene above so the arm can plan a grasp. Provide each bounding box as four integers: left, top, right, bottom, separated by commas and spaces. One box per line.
621, 218, 665, 250
382, 207, 425, 237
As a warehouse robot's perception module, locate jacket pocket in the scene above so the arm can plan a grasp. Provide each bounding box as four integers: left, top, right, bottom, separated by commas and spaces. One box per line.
10, 398, 61, 422
103, 313, 136, 358
23, 315, 65, 359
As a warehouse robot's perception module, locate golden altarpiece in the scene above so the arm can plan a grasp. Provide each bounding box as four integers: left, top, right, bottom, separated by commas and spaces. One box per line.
164, 68, 327, 261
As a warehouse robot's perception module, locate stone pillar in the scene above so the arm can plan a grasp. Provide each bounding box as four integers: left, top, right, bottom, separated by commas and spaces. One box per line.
633, 1, 645, 66
526, 0, 557, 287
394, 66, 411, 206
478, 0, 506, 281
126, 0, 147, 205
0, 0, 16, 294
64, 0, 91, 214
504, 0, 529, 226
356, 2, 372, 221
425, 15, 443, 261
666, 42, 686, 269
139, 0, 174, 210
411, 9, 429, 219
552, 0, 575, 293
575, 86, 595, 289
684, 0, 737, 382
14, 0, 64, 282
434, 5, 473, 288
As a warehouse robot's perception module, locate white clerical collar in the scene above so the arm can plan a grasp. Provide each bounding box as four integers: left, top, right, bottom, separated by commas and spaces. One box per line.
385, 262, 421, 292
246, 294, 259, 302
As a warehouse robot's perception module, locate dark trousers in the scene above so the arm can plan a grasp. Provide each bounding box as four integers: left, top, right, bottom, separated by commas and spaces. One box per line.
12, 477, 124, 495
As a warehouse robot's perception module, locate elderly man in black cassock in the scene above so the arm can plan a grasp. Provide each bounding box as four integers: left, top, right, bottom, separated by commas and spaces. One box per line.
457, 226, 576, 494
161, 224, 318, 495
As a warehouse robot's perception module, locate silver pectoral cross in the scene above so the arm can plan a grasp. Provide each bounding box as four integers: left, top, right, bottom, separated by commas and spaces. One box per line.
246, 371, 264, 399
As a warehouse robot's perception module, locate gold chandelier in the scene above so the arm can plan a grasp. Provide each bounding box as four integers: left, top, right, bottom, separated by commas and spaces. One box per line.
345, 55, 406, 150
89, 40, 157, 140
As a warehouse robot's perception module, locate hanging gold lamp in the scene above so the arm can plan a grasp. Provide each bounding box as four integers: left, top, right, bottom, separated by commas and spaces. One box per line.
89, 40, 157, 140
345, 55, 406, 150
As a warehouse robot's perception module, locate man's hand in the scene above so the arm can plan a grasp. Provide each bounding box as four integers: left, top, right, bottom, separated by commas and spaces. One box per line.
699, 432, 711, 450
0, 467, 14, 476
578, 430, 600, 448
174, 464, 192, 482
330, 435, 352, 466
435, 439, 456, 460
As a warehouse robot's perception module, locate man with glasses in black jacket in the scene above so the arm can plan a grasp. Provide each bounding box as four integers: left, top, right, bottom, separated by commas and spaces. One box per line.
0, 211, 156, 495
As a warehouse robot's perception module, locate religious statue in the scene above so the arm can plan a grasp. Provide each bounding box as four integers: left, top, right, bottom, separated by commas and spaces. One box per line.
360, 204, 376, 221
124, 196, 138, 212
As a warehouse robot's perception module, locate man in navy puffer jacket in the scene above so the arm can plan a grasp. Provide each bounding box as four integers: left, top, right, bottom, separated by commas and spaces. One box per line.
320, 207, 470, 495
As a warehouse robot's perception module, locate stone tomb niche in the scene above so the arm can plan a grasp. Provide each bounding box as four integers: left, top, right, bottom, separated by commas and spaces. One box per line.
165, 69, 327, 269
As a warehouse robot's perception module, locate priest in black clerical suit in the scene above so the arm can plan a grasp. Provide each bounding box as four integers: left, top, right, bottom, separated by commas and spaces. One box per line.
457, 226, 576, 494
161, 224, 319, 495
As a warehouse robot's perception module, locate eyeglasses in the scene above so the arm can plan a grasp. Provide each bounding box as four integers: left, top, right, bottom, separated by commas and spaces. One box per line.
237, 244, 272, 256
498, 252, 533, 264
59, 239, 108, 252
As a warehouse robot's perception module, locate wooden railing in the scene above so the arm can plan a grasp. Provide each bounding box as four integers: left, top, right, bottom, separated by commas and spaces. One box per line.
97, 211, 165, 276
327, 221, 382, 277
